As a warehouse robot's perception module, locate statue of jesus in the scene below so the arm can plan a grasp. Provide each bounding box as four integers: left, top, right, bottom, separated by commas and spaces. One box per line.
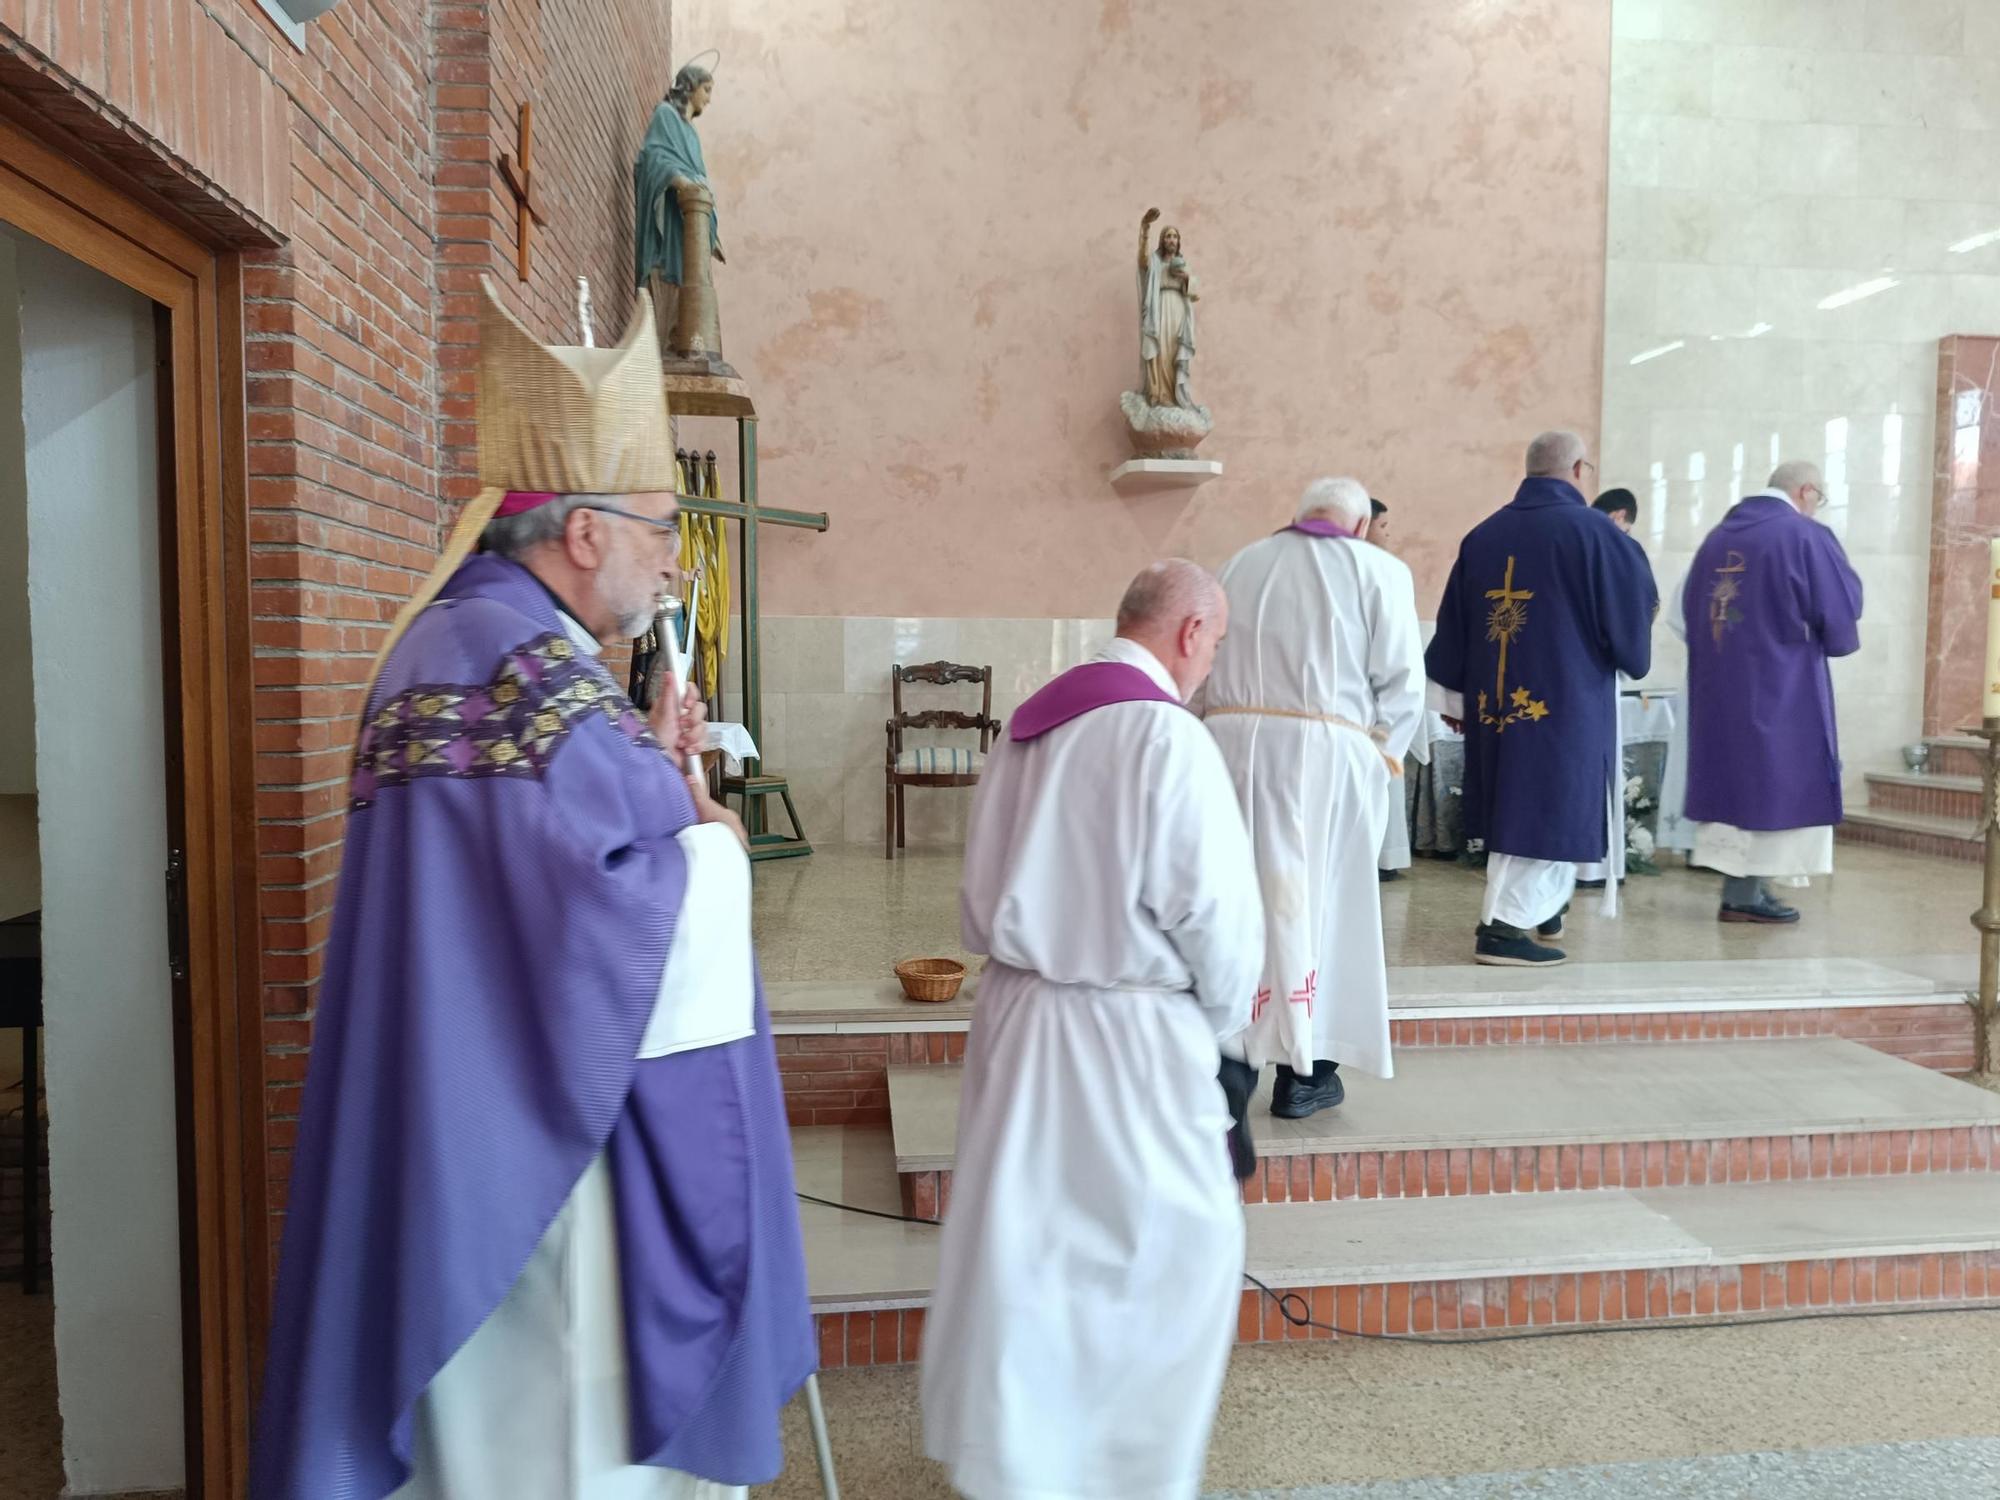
634, 56, 725, 292
1137, 207, 1198, 409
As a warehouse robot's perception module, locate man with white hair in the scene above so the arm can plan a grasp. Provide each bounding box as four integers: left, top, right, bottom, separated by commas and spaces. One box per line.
1426, 431, 1657, 966
1203, 477, 1424, 1118
923, 559, 1264, 1500
1680, 461, 1862, 923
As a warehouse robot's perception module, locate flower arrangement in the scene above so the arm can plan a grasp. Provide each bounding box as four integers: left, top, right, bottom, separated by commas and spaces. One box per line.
1624, 772, 1658, 875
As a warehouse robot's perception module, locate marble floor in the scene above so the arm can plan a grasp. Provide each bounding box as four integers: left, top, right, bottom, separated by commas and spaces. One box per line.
750, 842, 1982, 985
762, 1309, 2000, 1498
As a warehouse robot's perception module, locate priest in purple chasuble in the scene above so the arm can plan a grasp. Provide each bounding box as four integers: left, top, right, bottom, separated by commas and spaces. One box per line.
923, 561, 1264, 1500
1679, 460, 1862, 924
1424, 431, 1657, 967
1200, 478, 1425, 1123
253, 282, 814, 1500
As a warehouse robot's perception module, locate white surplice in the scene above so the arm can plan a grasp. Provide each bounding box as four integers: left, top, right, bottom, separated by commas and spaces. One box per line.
1203, 532, 1423, 1078
1665, 536, 1833, 887
1378, 705, 1431, 873
392, 613, 754, 1500
921, 638, 1264, 1500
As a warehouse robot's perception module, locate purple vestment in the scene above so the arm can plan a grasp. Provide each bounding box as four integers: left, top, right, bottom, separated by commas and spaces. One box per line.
1424, 478, 1657, 862
253, 554, 814, 1500
1010, 660, 1182, 741
1682, 494, 1864, 830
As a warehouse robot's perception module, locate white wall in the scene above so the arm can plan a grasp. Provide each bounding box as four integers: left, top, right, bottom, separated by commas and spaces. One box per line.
3, 223, 185, 1495
1602, 0, 2000, 789
0, 231, 34, 794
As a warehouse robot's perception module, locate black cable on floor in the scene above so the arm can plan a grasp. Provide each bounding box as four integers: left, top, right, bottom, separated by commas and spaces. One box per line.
798, 1191, 2000, 1347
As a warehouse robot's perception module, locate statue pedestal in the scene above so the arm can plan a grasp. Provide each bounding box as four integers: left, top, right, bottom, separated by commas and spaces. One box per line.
1110, 457, 1224, 492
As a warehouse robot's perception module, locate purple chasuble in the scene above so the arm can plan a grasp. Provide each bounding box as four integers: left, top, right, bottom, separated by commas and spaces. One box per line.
1423, 478, 1657, 862
1011, 659, 1182, 741
1682, 494, 1863, 830
253, 554, 814, 1499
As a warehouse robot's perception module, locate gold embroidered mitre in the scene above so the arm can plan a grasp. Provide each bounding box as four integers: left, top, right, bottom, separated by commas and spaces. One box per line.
363, 278, 674, 695
477, 281, 675, 494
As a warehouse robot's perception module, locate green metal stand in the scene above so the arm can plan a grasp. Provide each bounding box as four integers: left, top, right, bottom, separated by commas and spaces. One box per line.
671, 396, 828, 861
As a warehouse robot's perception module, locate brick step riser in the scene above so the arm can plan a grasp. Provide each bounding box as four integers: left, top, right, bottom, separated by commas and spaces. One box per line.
1865, 780, 1982, 820
782, 1006, 1978, 1124
1925, 745, 1988, 777
1837, 822, 1981, 862
898, 1126, 2000, 1222
814, 1250, 2000, 1366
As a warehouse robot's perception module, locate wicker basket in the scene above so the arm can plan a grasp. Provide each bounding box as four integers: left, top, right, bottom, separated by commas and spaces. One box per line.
895, 958, 967, 1004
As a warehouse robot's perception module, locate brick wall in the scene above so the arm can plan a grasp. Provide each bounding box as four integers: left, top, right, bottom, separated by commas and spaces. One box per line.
1, 0, 674, 1274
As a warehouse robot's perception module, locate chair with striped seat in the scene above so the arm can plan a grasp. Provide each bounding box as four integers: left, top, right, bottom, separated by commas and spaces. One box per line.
885, 661, 998, 858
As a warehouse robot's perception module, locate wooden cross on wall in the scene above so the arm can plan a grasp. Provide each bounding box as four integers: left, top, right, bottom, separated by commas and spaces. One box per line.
497, 101, 547, 282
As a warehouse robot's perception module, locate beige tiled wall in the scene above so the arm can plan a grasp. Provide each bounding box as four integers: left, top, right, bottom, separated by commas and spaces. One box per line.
1604, 0, 2000, 789
720, 616, 1116, 848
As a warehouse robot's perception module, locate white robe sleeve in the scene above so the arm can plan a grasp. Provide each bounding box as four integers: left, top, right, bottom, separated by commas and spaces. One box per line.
1368, 562, 1426, 763
1142, 726, 1265, 1040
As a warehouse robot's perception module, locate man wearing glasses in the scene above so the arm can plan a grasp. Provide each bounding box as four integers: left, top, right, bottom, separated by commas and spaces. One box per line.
1679, 461, 1863, 924
256, 282, 814, 1500
1425, 430, 1657, 966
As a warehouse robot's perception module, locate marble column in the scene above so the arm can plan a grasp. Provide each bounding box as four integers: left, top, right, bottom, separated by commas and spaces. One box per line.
1926, 337, 2000, 736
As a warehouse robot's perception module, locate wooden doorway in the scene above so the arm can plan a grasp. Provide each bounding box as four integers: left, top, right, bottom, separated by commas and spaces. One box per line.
0, 115, 263, 1500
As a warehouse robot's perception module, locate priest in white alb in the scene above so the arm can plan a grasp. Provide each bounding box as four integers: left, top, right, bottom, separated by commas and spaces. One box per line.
1202, 477, 1424, 1119
921, 560, 1264, 1500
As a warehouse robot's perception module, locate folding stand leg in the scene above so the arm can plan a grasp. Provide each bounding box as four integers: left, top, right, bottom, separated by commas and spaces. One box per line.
804, 1373, 840, 1499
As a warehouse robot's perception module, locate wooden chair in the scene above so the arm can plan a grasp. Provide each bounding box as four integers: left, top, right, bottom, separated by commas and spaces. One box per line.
885, 662, 998, 858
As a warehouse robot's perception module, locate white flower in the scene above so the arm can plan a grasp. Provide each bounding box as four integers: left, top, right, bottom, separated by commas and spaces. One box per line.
1629, 825, 1655, 858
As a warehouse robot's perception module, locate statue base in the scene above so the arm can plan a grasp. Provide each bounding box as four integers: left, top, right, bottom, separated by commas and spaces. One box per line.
1110, 457, 1224, 493
1120, 391, 1213, 460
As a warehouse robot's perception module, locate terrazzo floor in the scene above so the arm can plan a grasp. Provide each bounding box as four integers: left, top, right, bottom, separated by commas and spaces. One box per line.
750, 842, 1982, 985
762, 1309, 2000, 1498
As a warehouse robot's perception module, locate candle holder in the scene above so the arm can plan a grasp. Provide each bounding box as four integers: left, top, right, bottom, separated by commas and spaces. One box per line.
1974, 716, 2000, 1079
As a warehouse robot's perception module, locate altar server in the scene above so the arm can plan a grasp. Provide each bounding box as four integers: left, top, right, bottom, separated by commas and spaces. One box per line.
1206, 477, 1424, 1115
922, 559, 1263, 1500
255, 283, 814, 1500
1681, 460, 1862, 923
1426, 431, 1656, 966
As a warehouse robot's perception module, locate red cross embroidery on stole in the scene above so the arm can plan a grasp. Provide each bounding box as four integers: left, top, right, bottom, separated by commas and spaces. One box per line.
1288, 970, 1317, 1018
1252, 986, 1272, 1021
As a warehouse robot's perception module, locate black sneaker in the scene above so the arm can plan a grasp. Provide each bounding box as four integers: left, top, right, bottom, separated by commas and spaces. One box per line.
1218, 1057, 1260, 1181
1719, 896, 1800, 925
1377, 868, 1404, 883
1272, 1061, 1344, 1120
1536, 903, 1568, 940
1475, 921, 1567, 967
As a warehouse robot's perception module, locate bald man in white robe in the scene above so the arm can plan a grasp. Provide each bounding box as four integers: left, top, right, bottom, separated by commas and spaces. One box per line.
922, 560, 1264, 1500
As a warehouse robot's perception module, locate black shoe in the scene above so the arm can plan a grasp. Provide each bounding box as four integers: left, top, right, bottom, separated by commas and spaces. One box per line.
1575, 877, 1606, 890
1475, 921, 1567, 967
1218, 1057, 1259, 1181
1536, 903, 1568, 940
1378, 868, 1404, 883
1719, 897, 1800, 925
1271, 1061, 1344, 1120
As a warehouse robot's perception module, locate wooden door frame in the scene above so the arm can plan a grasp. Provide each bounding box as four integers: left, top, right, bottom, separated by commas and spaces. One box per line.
0, 115, 264, 1500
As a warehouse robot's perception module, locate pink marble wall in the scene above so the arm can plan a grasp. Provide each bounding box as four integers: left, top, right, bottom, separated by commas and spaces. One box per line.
1925, 336, 2000, 735
676, 0, 1612, 618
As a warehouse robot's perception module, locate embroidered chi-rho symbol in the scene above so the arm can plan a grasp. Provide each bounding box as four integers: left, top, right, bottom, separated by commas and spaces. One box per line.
1708, 549, 1747, 646
1477, 555, 1550, 733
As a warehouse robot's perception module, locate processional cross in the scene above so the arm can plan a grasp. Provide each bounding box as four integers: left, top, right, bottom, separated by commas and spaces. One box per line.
497, 101, 548, 282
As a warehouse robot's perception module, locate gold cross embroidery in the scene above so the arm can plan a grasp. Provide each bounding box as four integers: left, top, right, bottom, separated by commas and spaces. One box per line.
1477, 555, 1550, 733
1708, 550, 1747, 647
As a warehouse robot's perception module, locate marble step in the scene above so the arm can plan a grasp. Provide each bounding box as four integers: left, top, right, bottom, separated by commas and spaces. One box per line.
884, 1039, 2000, 1219
795, 1124, 2000, 1366
1863, 771, 1982, 821
1922, 736, 1989, 778
1839, 808, 1981, 863
770, 960, 1975, 1127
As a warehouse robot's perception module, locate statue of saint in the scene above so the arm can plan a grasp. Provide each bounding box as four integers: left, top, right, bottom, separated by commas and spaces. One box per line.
634, 55, 723, 290
1137, 207, 1198, 409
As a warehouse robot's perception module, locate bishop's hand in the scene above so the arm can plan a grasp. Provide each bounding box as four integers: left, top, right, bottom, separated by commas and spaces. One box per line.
648, 677, 709, 765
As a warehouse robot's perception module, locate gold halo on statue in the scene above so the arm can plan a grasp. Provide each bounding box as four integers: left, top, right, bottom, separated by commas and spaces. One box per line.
678, 48, 721, 78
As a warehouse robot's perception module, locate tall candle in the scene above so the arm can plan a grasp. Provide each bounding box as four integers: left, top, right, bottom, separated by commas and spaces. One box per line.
1986, 537, 2000, 722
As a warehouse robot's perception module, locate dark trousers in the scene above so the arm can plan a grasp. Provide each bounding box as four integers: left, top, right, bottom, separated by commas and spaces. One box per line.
1722, 874, 1769, 907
